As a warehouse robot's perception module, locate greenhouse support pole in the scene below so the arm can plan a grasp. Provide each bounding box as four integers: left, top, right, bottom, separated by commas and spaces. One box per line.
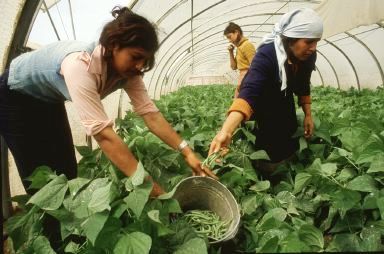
345, 31, 384, 87
42, 1, 61, 41
324, 39, 360, 91
3, 0, 44, 222
316, 49, 340, 89
1, 136, 11, 220
315, 66, 325, 86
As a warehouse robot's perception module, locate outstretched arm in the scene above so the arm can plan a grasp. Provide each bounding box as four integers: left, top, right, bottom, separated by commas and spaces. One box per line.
142, 111, 217, 179
94, 127, 164, 196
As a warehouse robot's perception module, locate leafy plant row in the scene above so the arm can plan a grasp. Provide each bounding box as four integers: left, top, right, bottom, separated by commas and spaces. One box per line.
5, 85, 384, 253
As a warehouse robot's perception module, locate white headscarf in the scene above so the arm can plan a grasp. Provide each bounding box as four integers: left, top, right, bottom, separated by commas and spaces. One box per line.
259, 8, 323, 91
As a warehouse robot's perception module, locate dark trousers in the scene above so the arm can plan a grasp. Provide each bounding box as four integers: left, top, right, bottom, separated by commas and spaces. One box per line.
0, 70, 77, 192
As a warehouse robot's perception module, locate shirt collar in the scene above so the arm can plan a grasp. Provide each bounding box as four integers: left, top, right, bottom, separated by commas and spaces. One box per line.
87, 45, 106, 75
237, 37, 248, 47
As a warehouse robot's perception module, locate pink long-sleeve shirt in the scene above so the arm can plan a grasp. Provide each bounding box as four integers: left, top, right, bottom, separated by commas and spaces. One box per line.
60, 45, 159, 136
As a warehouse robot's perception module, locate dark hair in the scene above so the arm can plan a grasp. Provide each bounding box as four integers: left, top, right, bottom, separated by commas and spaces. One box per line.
281, 35, 300, 67
223, 22, 243, 36
99, 6, 159, 72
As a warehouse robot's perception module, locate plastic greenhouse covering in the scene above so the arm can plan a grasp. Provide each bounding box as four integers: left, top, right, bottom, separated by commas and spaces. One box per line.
1, 0, 384, 251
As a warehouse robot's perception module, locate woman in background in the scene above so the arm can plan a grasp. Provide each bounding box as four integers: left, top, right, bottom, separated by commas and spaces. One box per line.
224, 22, 256, 98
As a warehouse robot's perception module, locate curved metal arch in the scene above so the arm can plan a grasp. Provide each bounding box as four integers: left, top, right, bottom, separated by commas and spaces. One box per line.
163, 33, 261, 95
173, 65, 222, 93
314, 66, 324, 86
176, 56, 233, 89
178, 53, 230, 86
324, 39, 360, 90
165, 40, 236, 93
166, 52, 228, 95
158, 0, 226, 47
152, 22, 270, 97
316, 49, 340, 89
156, 0, 319, 47
155, 0, 189, 25
345, 31, 384, 87
149, 0, 322, 94
164, 50, 227, 95
165, 32, 265, 94
150, 0, 320, 84
150, 17, 275, 96
6, 0, 43, 68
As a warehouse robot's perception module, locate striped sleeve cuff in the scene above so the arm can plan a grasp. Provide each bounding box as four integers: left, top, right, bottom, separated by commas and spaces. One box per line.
298, 95, 311, 106
227, 98, 253, 121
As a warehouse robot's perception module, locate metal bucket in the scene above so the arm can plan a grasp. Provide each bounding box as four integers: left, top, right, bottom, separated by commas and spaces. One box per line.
172, 176, 240, 244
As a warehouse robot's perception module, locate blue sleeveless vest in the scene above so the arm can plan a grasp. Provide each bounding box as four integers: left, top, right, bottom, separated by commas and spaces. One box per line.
8, 40, 97, 103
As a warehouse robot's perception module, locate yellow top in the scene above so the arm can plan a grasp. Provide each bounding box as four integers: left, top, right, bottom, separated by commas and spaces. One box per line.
235, 37, 256, 70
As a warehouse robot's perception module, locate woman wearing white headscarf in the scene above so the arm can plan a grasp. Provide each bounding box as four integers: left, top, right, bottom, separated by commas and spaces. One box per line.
209, 8, 323, 182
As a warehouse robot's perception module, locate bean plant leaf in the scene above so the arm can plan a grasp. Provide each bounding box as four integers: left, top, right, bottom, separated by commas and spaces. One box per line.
257, 208, 287, 230
346, 175, 378, 193
88, 182, 113, 213
82, 211, 109, 245
250, 180, 270, 192
355, 134, 384, 164
63, 178, 109, 219
249, 150, 270, 160
75, 145, 94, 157
299, 137, 308, 152
330, 189, 361, 219
28, 174, 68, 210
293, 173, 312, 194
377, 197, 384, 220
325, 233, 361, 252
174, 237, 208, 254
32, 236, 56, 254
147, 210, 161, 223
298, 224, 324, 249
360, 227, 382, 251
241, 194, 258, 215
124, 180, 153, 218
64, 242, 79, 253
94, 216, 122, 249
280, 233, 310, 252
336, 168, 356, 182
68, 178, 90, 197
367, 153, 384, 173
163, 199, 183, 214
321, 163, 338, 176
157, 182, 179, 200
5, 205, 40, 234
257, 236, 279, 253
113, 232, 152, 254
25, 166, 56, 190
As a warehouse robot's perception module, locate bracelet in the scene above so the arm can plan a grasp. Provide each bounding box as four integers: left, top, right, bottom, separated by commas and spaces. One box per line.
177, 140, 189, 152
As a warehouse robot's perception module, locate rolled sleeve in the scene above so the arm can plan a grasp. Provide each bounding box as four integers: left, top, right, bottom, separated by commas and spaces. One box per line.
61, 53, 113, 136
123, 76, 159, 115
227, 98, 253, 121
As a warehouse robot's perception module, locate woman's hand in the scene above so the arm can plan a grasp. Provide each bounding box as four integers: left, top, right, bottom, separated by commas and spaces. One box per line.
209, 130, 232, 155
227, 44, 235, 52
303, 115, 314, 139
184, 152, 219, 180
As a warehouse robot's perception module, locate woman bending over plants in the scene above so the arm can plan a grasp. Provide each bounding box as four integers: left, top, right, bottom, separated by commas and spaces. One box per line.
209, 8, 323, 181
0, 6, 216, 197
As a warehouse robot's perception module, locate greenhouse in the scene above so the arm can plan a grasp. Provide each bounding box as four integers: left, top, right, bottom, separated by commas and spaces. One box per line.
1, 0, 384, 253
